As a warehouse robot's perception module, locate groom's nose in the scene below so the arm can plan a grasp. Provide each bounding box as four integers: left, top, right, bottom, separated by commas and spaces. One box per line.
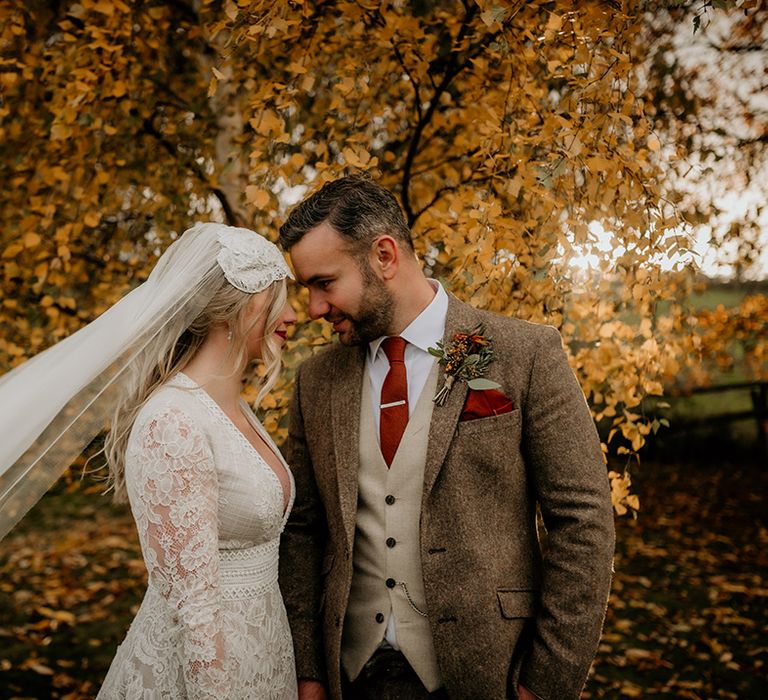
307, 292, 330, 320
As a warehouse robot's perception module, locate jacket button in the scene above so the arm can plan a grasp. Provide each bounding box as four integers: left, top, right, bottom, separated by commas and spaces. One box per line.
375, 612, 385, 623
385, 577, 396, 589
386, 537, 396, 548
385, 494, 396, 505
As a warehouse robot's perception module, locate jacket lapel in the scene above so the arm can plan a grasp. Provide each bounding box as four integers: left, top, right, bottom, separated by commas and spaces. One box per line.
331, 345, 366, 548
423, 294, 479, 497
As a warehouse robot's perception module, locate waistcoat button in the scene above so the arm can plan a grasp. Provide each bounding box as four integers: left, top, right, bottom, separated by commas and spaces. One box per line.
385, 494, 396, 505
385, 577, 396, 589
386, 537, 396, 548
375, 612, 385, 623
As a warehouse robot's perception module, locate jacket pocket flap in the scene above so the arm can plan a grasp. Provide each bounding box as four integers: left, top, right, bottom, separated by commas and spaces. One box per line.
497, 589, 537, 619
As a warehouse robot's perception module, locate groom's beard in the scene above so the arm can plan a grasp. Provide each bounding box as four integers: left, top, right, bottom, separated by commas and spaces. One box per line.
331, 265, 394, 346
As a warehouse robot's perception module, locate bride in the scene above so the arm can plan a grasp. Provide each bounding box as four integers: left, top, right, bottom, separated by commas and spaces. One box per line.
0, 223, 299, 699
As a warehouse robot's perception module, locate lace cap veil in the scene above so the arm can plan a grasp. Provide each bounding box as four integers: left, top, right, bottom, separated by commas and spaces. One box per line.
0, 222, 292, 541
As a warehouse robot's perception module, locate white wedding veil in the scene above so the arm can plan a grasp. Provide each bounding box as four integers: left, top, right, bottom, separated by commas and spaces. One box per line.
0, 222, 290, 541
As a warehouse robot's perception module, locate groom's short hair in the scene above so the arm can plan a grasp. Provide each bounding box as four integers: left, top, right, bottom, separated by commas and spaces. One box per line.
279, 174, 414, 254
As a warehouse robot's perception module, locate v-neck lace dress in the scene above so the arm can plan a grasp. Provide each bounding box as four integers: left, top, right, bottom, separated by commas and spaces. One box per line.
98, 373, 297, 699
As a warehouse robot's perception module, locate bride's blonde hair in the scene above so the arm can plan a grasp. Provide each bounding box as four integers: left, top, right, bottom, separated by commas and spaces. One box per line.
104, 268, 288, 502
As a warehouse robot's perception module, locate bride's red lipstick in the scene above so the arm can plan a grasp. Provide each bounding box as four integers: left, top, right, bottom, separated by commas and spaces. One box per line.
275, 330, 287, 340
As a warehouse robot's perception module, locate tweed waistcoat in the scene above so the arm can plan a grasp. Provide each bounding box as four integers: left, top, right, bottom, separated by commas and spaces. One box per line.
340, 362, 442, 691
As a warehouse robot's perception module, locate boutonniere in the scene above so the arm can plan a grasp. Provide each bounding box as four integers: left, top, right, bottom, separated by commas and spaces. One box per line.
428, 323, 501, 406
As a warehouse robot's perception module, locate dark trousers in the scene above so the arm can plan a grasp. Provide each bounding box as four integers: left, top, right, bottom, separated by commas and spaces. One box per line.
342, 648, 450, 700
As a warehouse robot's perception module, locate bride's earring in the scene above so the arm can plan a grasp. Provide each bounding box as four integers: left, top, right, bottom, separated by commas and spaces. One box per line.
226, 326, 233, 343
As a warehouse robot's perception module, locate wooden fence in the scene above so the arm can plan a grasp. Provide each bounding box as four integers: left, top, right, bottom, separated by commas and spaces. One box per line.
667, 381, 767, 463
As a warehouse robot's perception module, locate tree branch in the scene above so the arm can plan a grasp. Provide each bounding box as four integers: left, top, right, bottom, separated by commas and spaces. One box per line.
393, 42, 423, 123
141, 118, 240, 225
708, 41, 767, 53
398, 2, 525, 226
411, 172, 496, 225
399, 3, 481, 225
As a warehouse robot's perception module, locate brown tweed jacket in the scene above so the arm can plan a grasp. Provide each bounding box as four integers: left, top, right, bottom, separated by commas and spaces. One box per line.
278, 294, 615, 700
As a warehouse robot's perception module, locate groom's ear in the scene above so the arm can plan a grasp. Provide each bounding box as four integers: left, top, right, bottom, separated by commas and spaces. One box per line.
370, 235, 399, 281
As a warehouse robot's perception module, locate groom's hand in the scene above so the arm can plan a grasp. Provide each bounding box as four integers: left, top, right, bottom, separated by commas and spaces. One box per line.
298, 679, 327, 700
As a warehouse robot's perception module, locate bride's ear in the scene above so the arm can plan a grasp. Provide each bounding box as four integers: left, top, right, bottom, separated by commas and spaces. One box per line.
370, 235, 399, 280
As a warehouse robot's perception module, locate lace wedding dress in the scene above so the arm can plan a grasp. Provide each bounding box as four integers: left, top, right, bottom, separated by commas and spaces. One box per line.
98, 373, 297, 699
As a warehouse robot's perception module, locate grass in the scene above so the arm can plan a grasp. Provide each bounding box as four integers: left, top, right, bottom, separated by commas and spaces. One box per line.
686, 287, 753, 311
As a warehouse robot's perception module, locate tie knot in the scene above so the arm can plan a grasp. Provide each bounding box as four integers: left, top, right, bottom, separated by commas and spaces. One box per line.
381, 336, 407, 364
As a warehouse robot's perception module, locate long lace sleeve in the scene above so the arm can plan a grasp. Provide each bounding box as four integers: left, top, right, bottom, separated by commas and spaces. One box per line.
129, 406, 229, 699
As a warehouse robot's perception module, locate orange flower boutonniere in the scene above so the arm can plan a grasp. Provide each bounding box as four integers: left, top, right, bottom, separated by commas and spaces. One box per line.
428, 323, 501, 406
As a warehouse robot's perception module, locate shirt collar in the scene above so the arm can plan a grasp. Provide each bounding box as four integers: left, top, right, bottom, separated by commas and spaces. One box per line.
368, 279, 448, 362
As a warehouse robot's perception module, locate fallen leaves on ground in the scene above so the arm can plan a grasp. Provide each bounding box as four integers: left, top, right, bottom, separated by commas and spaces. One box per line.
0, 487, 144, 699
586, 459, 767, 698
0, 460, 765, 698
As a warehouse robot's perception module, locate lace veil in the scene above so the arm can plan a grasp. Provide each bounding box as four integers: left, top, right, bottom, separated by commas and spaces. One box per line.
0, 222, 292, 541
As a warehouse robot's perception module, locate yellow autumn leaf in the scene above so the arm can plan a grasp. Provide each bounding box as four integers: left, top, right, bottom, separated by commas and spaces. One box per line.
245, 186, 271, 208
286, 61, 307, 75
341, 146, 376, 169
24, 232, 42, 248
586, 156, 614, 172
288, 153, 305, 169
546, 13, 563, 31
91, 0, 115, 16
27, 662, 54, 676
251, 109, 283, 136
50, 123, 72, 140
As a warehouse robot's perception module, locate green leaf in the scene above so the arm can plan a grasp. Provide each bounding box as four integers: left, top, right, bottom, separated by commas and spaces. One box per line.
428, 347, 443, 358
467, 378, 502, 390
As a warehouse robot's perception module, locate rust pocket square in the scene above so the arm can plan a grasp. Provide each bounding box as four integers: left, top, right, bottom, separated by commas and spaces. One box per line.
460, 388, 514, 422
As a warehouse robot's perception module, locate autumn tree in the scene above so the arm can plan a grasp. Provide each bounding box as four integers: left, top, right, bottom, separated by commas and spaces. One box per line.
1, 0, 766, 514
640, 2, 768, 281
629, 3, 768, 393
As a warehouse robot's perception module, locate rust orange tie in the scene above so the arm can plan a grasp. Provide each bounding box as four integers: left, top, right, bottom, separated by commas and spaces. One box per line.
380, 337, 409, 467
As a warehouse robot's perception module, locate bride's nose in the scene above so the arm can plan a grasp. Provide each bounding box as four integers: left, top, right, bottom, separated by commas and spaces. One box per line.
282, 301, 298, 325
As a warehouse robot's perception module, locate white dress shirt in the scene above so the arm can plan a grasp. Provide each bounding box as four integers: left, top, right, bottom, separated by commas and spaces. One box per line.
365, 279, 448, 649
367, 280, 448, 437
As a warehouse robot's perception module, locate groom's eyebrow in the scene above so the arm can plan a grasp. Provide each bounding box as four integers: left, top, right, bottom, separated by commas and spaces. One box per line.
304, 273, 332, 286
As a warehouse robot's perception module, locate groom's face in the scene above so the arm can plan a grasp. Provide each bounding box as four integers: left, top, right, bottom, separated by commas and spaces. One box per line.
289, 222, 394, 346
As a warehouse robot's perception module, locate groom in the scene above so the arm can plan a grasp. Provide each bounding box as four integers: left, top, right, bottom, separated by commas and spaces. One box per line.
278, 175, 614, 700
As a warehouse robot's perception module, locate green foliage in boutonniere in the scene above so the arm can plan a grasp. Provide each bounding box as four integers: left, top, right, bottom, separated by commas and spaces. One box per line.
428, 323, 501, 405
